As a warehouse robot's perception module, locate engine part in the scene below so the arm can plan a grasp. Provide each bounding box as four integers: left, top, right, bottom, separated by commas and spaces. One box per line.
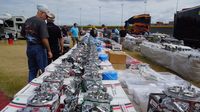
164, 85, 200, 101
84, 90, 112, 103
43, 72, 64, 83
82, 101, 110, 112
26, 91, 59, 112
34, 82, 62, 94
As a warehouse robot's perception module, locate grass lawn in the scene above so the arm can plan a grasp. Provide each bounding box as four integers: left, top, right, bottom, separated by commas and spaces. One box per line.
0, 38, 74, 98
0, 40, 27, 97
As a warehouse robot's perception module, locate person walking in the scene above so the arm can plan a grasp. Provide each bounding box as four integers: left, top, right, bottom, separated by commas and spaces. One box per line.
7, 33, 14, 45
47, 13, 63, 64
70, 23, 79, 46
103, 27, 111, 39
61, 25, 69, 37
90, 27, 98, 38
21, 4, 53, 82
119, 26, 127, 45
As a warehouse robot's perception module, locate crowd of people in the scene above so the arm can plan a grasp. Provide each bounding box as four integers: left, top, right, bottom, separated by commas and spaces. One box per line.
20, 4, 128, 82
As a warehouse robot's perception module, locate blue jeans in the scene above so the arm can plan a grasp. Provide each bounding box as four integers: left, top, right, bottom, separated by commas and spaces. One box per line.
26, 45, 47, 82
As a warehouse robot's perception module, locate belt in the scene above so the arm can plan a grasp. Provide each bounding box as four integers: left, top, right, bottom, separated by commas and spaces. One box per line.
27, 42, 40, 46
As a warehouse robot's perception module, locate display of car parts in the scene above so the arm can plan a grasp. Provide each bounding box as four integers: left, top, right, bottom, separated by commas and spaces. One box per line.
4, 37, 116, 112
83, 90, 112, 103
82, 101, 111, 112
43, 71, 64, 83
54, 67, 71, 78
162, 43, 192, 52
164, 85, 200, 101
62, 56, 75, 64
73, 76, 83, 89
147, 90, 200, 112
83, 81, 107, 92
26, 92, 59, 112
72, 62, 84, 76
83, 71, 102, 81
160, 97, 190, 112
63, 95, 79, 112
62, 86, 80, 112
34, 82, 62, 94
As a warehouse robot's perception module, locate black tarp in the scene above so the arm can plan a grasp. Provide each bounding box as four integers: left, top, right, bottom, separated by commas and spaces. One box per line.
173, 5, 200, 48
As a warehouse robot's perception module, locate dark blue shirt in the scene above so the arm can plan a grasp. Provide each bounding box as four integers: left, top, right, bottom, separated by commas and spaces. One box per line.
21, 16, 49, 45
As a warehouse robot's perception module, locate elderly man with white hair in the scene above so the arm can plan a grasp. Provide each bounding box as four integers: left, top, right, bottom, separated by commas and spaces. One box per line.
21, 4, 53, 82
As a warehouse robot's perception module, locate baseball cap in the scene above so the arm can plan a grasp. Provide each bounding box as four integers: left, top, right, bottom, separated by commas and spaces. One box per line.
47, 13, 55, 21
37, 4, 52, 18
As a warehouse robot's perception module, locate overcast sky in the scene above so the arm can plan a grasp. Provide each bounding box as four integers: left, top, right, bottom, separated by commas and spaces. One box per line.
0, 0, 199, 26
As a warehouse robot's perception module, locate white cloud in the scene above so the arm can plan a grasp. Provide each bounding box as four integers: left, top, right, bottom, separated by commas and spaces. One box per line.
0, 0, 199, 25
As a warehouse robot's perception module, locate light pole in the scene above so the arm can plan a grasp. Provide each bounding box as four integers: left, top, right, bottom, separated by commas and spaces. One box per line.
99, 6, 101, 26
57, 7, 59, 25
121, 3, 124, 26
80, 8, 82, 26
144, 0, 147, 14
176, 0, 179, 12
22, 10, 25, 16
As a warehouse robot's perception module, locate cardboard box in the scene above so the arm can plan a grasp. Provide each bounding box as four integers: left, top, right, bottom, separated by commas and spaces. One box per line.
108, 51, 126, 64
112, 64, 126, 70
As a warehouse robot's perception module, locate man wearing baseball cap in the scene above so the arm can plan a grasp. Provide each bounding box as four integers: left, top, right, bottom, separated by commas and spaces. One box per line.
47, 13, 64, 64
21, 4, 53, 82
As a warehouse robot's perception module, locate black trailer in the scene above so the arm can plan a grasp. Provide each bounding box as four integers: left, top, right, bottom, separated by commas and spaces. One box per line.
173, 5, 200, 48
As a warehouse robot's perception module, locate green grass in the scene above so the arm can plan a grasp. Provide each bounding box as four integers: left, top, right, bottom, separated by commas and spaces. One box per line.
0, 40, 27, 97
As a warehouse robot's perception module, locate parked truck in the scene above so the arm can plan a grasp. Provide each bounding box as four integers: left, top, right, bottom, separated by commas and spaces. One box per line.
173, 5, 200, 48
125, 14, 151, 35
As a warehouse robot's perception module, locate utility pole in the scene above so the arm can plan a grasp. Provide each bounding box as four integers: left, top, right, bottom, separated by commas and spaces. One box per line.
99, 6, 101, 26
176, 0, 179, 12
57, 7, 59, 25
121, 3, 124, 26
144, 0, 147, 14
80, 8, 82, 26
